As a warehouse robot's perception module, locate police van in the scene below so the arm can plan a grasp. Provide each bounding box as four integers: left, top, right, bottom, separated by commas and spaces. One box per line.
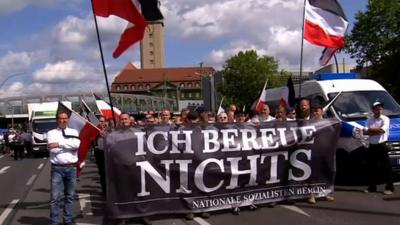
265, 73, 400, 183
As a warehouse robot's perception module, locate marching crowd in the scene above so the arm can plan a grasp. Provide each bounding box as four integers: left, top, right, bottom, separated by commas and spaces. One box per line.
0, 128, 32, 160
42, 97, 395, 225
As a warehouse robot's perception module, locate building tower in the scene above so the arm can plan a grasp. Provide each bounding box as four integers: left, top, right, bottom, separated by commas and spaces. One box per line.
140, 21, 165, 69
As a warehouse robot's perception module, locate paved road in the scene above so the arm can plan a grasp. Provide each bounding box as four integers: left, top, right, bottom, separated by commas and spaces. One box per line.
0, 153, 399, 225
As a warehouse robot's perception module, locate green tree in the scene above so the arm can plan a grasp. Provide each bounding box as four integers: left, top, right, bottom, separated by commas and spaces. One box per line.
219, 50, 289, 109
345, 0, 400, 99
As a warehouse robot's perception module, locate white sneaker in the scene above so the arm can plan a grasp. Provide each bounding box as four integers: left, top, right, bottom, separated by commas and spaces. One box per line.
383, 190, 393, 195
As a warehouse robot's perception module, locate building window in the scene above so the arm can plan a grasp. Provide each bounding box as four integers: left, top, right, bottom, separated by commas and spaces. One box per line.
146, 84, 150, 89
150, 59, 154, 64
195, 82, 200, 88
149, 51, 154, 55
124, 85, 128, 91
116, 85, 121, 91
181, 93, 185, 98
131, 85, 135, 90
196, 93, 200, 98
180, 83, 185, 88
188, 83, 192, 88
138, 84, 143, 89
188, 93, 192, 98
149, 42, 154, 47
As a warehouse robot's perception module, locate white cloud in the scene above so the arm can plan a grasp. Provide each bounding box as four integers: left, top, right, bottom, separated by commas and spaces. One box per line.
0, 0, 53, 14
162, 0, 328, 70
0, 51, 33, 79
164, 0, 302, 40
0, 0, 84, 15
33, 60, 102, 83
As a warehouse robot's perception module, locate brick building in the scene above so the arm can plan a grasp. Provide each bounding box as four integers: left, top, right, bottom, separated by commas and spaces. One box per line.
111, 62, 216, 102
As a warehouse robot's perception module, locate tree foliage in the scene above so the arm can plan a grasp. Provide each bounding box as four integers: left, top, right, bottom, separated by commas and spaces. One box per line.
345, 0, 400, 99
218, 50, 289, 110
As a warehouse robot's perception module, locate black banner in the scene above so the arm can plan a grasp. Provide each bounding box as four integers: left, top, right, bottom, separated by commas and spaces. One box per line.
105, 119, 341, 218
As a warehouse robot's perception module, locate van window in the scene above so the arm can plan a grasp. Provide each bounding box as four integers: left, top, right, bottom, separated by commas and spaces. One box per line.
32, 119, 57, 133
329, 91, 400, 121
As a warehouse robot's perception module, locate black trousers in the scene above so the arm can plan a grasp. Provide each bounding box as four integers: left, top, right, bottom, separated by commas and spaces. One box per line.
24, 141, 32, 156
94, 149, 106, 196
366, 143, 394, 191
13, 144, 24, 160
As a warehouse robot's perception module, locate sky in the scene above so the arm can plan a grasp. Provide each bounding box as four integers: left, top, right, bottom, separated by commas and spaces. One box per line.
0, 0, 368, 98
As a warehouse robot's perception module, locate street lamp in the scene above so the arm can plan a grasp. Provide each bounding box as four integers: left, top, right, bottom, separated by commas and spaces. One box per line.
0, 72, 27, 91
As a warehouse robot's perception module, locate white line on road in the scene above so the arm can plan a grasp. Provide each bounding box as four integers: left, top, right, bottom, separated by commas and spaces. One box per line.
0, 166, 10, 175
78, 193, 94, 216
37, 163, 44, 170
26, 174, 37, 186
0, 199, 19, 225
280, 205, 310, 217
193, 217, 211, 225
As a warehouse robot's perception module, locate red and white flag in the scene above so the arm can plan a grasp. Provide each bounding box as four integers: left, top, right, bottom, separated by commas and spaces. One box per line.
304, 0, 348, 49
94, 94, 121, 121
319, 47, 338, 66
57, 102, 100, 176
252, 79, 268, 112
93, 0, 148, 58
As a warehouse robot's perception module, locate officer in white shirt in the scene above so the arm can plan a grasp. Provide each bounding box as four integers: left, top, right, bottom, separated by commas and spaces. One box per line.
363, 101, 394, 195
47, 111, 80, 225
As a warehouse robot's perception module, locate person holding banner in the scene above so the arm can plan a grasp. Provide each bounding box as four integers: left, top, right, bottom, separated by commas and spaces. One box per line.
297, 98, 311, 120
119, 112, 133, 127
94, 115, 108, 196
363, 101, 395, 195
47, 111, 80, 225
307, 102, 335, 204
160, 109, 172, 125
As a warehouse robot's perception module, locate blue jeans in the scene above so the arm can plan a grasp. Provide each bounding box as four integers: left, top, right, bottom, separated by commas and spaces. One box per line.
50, 165, 77, 225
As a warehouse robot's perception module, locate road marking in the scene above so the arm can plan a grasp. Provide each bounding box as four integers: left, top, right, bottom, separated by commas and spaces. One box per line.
280, 205, 310, 217
0, 166, 10, 174
26, 174, 37, 186
193, 217, 211, 225
394, 182, 400, 186
37, 163, 44, 170
78, 193, 94, 216
0, 199, 19, 224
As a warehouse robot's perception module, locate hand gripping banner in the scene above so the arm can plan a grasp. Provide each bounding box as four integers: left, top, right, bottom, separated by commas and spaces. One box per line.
105, 119, 341, 218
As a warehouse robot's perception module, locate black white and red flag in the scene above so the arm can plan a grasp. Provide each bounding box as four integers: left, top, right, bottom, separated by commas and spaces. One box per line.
81, 99, 100, 126
319, 47, 338, 66
93, 93, 121, 121
279, 76, 296, 108
57, 102, 100, 176
92, 0, 148, 58
304, 0, 348, 49
251, 79, 268, 112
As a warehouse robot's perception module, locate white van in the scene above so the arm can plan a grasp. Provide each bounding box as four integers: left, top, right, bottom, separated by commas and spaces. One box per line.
265, 75, 400, 183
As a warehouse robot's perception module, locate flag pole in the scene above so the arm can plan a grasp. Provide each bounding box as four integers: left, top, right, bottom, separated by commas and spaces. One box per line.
334, 54, 339, 73
298, 0, 307, 98
90, 0, 117, 126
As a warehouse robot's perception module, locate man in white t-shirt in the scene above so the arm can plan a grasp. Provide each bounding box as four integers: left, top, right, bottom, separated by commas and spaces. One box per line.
47, 111, 80, 225
363, 101, 394, 195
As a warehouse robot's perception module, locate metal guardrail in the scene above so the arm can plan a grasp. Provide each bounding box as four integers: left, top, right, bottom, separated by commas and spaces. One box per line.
0, 92, 178, 116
